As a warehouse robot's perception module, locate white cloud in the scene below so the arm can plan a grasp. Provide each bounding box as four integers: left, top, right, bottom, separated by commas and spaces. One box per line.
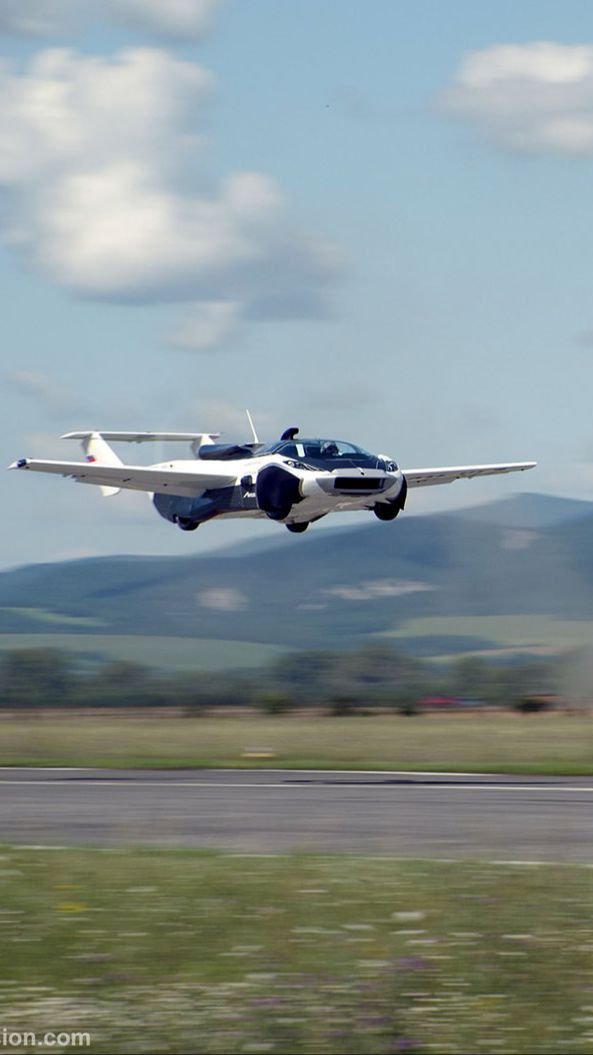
0, 47, 342, 346
108, 0, 223, 41
443, 42, 593, 154
28, 165, 278, 297
0, 0, 75, 36
0, 48, 211, 185
0, 0, 224, 40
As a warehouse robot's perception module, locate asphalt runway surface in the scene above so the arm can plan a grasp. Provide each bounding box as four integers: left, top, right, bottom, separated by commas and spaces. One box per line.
1, 768, 593, 860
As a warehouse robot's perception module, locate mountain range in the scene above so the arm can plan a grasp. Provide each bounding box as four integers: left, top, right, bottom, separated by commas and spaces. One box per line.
1, 493, 593, 664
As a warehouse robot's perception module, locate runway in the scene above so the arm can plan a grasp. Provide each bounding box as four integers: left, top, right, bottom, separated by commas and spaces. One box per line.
1, 768, 592, 860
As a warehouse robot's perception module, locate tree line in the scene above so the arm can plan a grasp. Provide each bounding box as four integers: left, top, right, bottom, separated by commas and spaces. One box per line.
0, 644, 560, 713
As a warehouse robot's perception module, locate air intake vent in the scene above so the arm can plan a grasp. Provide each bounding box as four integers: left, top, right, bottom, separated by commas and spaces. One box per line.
334, 477, 384, 491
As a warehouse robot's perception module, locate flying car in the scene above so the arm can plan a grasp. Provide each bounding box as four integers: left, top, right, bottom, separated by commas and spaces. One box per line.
9, 418, 536, 534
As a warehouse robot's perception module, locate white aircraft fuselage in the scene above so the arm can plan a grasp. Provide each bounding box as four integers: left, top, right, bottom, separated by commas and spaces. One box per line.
150, 444, 405, 531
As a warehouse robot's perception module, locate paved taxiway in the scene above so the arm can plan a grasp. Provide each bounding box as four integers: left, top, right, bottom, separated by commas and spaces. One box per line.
1, 768, 593, 860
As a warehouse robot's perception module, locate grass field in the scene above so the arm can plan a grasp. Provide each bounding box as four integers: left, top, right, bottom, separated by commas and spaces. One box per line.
2, 713, 593, 773
384, 614, 593, 653
0, 634, 286, 671
0, 846, 592, 1053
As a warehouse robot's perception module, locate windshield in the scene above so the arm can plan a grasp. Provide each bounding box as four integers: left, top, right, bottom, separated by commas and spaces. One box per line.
265, 438, 374, 460
260, 437, 388, 470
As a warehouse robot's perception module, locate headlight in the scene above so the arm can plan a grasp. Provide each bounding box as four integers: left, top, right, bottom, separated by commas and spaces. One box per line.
378, 455, 398, 472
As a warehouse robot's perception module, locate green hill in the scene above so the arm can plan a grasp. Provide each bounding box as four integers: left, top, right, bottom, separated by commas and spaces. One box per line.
2, 493, 593, 665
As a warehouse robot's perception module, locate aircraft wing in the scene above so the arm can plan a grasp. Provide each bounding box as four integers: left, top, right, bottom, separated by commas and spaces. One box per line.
403, 462, 536, 488
8, 458, 237, 499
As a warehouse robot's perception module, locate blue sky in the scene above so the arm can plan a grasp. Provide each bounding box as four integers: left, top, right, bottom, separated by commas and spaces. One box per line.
3, 0, 593, 567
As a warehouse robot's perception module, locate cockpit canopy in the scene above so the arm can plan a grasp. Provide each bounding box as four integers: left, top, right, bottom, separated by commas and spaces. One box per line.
196, 436, 398, 472
262, 438, 396, 471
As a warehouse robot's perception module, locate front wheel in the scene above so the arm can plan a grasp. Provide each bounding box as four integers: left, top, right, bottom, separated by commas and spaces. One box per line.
286, 521, 309, 533
374, 502, 400, 522
177, 517, 200, 531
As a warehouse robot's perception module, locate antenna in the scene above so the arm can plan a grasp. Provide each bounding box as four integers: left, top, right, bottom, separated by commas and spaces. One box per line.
245, 409, 259, 444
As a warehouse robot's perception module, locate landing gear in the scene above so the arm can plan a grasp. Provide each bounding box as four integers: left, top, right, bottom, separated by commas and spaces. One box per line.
176, 517, 200, 531
374, 501, 400, 521
374, 478, 407, 522
256, 465, 303, 521
286, 521, 309, 533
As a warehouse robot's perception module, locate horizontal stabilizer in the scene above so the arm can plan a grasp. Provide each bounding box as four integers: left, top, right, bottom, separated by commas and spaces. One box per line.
62, 431, 222, 459
63, 430, 220, 443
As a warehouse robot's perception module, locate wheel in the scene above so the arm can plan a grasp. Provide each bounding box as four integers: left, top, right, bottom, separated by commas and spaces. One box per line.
266, 504, 292, 521
286, 521, 309, 533
374, 502, 400, 521
256, 464, 302, 520
177, 517, 200, 531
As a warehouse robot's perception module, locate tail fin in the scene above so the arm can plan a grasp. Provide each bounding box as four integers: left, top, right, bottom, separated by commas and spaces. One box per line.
81, 432, 122, 496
